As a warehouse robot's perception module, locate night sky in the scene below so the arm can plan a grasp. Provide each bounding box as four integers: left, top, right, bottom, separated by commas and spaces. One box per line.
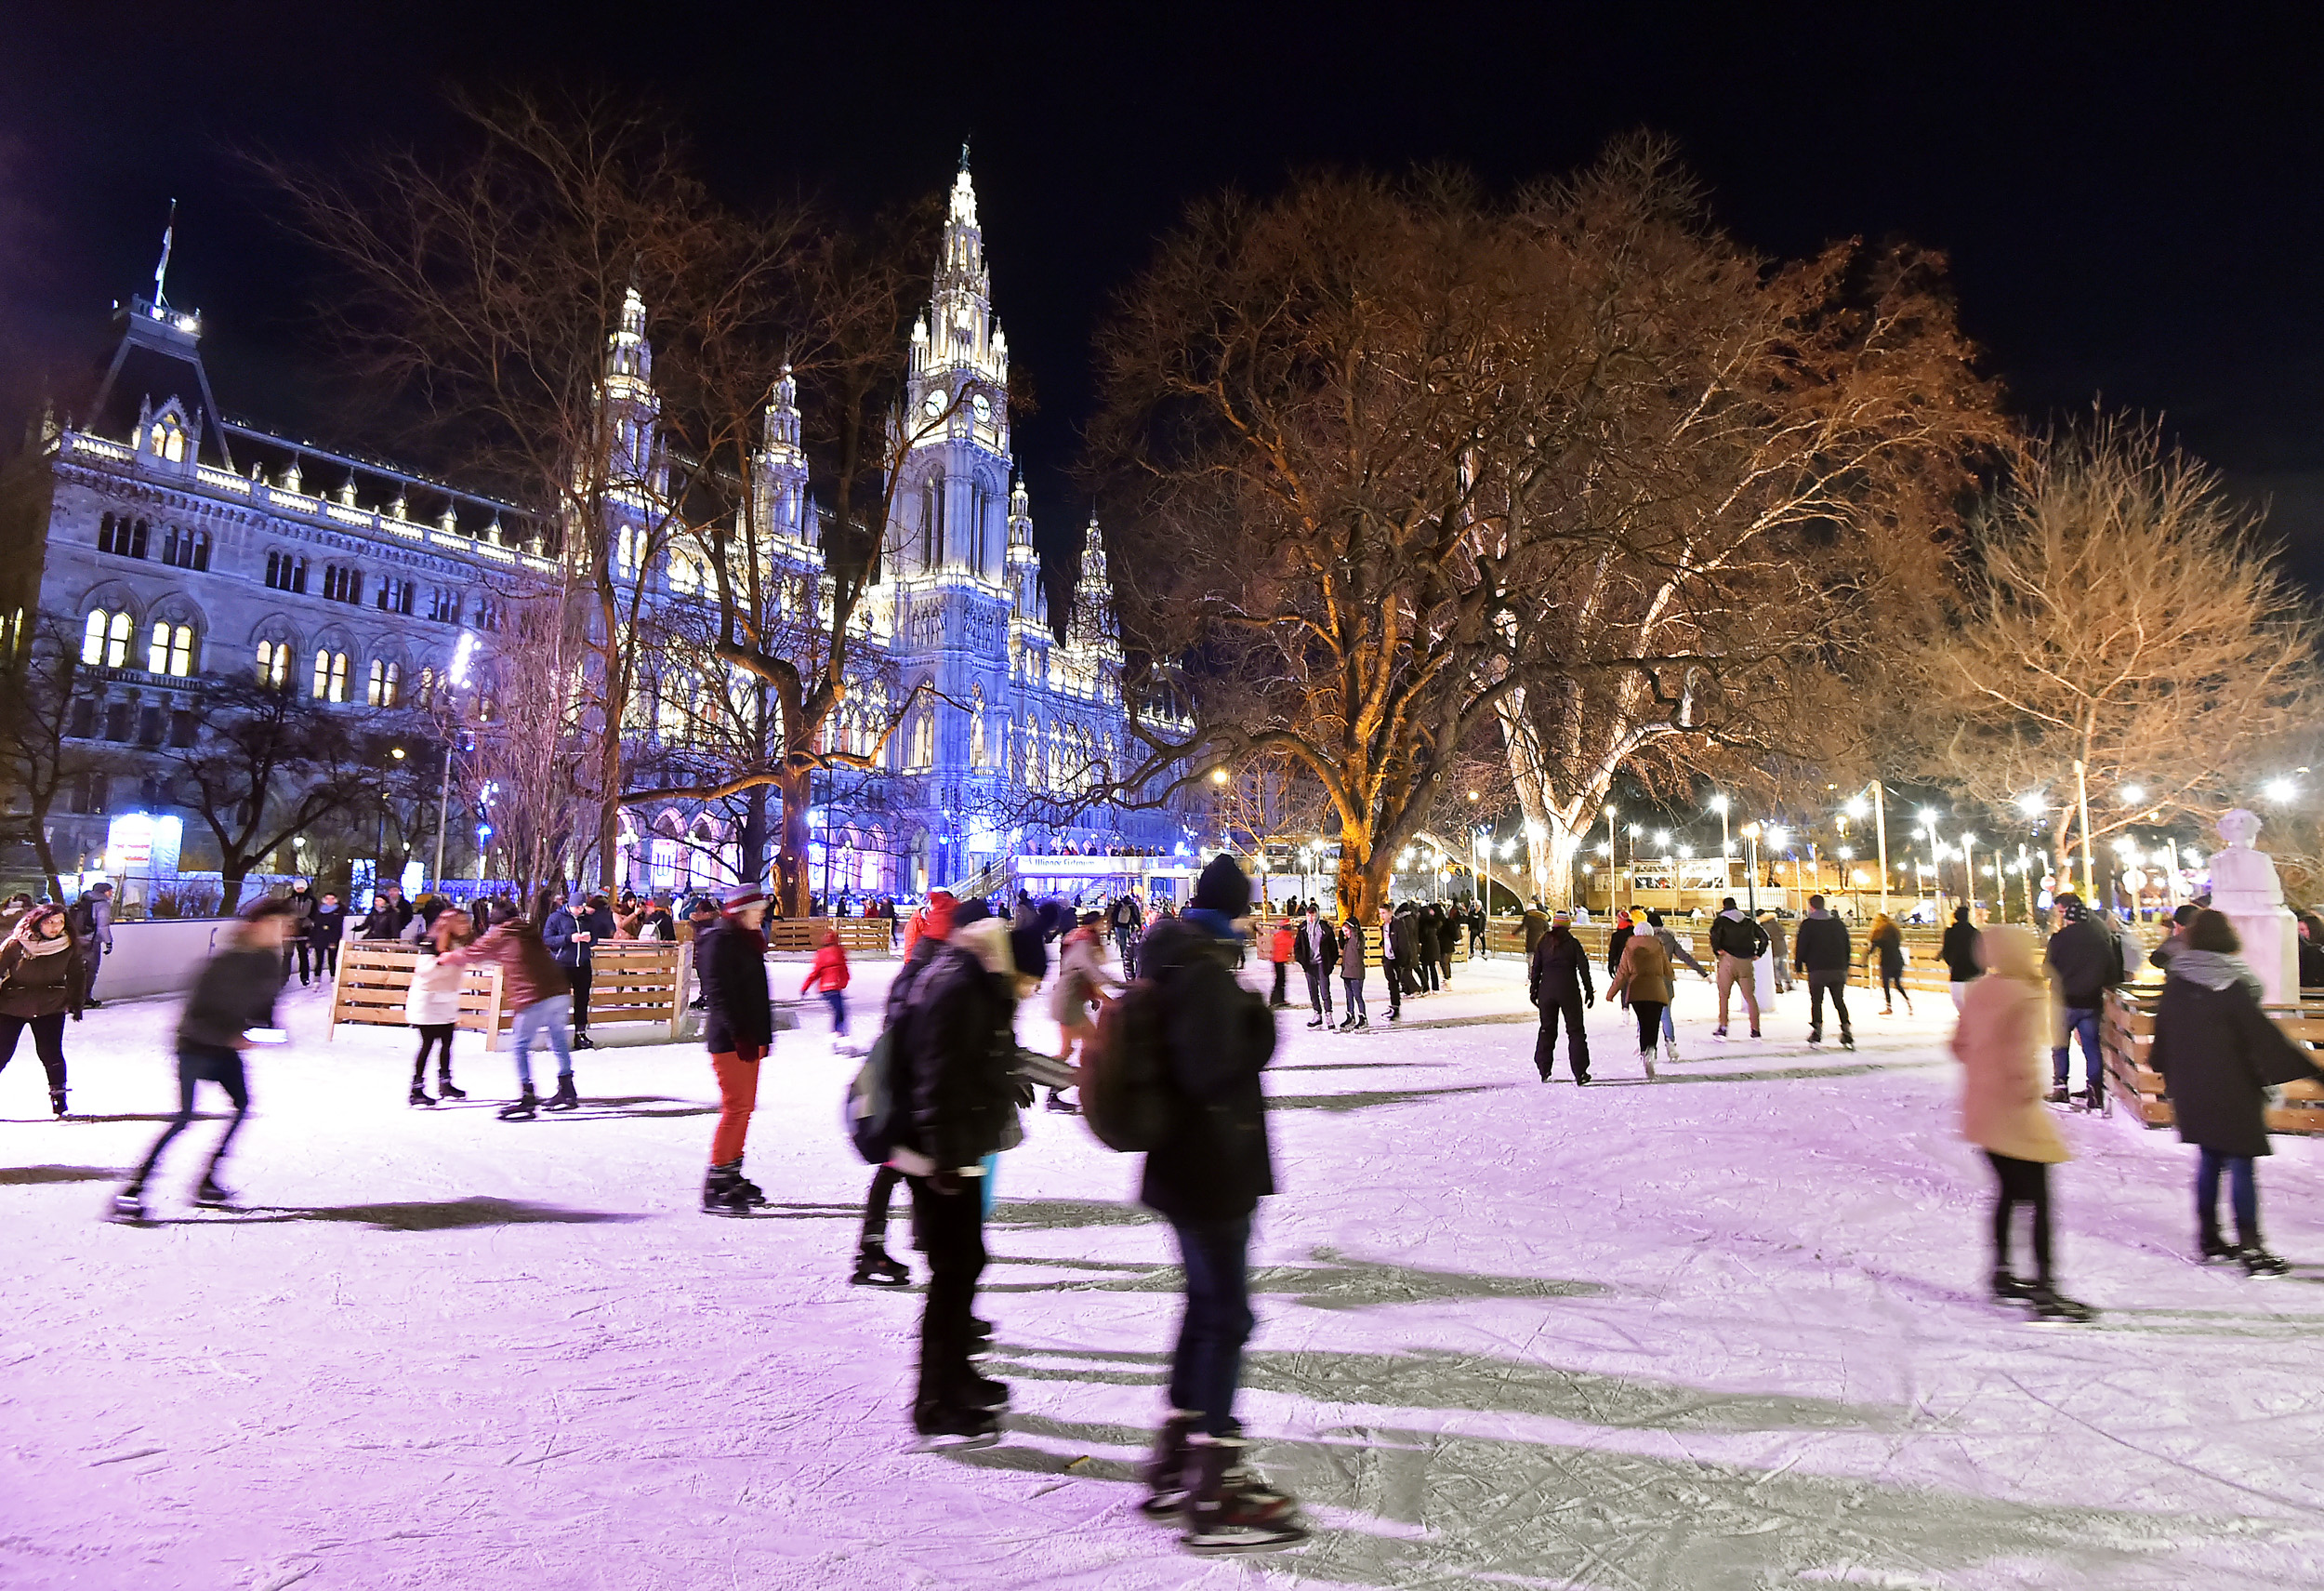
5, 3, 2321, 581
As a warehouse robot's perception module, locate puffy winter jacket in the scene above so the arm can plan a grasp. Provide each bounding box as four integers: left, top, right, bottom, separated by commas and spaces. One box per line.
2042, 921, 2121, 1008
1137, 914, 1278, 1223
1269, 923, 1296, 965
2153, 971, 2324, 1157
1292, 917, 1339, 971
403, 948, 468, 1027
1793, 912, 1852, 974
1528, 927, 1594, 1005
1710, 910, 1768, 960
696, 917, 772, 1054
0, 935, 86, 1019
800, 939, 851, 995
886, 921, 1020, 1173
1608, 934, 1674, 1006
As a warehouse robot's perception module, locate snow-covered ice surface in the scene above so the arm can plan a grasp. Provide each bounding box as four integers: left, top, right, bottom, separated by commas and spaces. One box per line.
5, 954, 2323, 1590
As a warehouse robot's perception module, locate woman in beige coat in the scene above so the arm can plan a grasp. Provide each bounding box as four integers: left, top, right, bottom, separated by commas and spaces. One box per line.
1606, 931, 1673, 1081
1951, 925, 2093, 1322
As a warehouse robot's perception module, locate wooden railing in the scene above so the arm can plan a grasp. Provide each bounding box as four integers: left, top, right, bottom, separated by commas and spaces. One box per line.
328, 942, 506, 1047
327, 940, 691, 1049
2102, 986, 2324, 1135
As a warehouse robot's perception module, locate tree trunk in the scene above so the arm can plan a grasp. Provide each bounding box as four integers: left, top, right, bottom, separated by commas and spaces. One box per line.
29, 802, 62, 903
738, 782, 771, 899
773, 764, 812, 915
219, 865, 248, 912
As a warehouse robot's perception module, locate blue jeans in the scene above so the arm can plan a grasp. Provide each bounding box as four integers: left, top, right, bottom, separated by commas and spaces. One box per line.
131, 1041, 249, 1187
2197, 1149, 2260, 1245
509, 994, 573, 1091
1341, 974, 1366, 1021
823, 988, 849, 1037
1168, 1215, 1255, 1438
2052, 1007, 2102, 1091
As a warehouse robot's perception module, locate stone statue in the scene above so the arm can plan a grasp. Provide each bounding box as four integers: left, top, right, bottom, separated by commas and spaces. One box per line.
2208, 808, 2300, 1006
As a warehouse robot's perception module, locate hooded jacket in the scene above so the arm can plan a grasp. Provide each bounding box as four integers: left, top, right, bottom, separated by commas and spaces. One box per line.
1952, 925, 2068, 1163
1292, 915, 1340, 971
1793, 910, 1852, 974
1608, 933, 1674, 1007
1710, 909, 1768, 961
1137, 912, 1278, 1223
1528, 925, 1594, 1006
2042, 918, 2121, 1008
888, 916, 1021, 1173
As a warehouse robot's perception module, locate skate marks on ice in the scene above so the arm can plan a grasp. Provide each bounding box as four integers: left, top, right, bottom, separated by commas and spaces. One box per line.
122, 1195, 647, 1231
982, 1246, 1605, 1312
933, 1409, 2221, 1589
1266, 1082, 1511, 1114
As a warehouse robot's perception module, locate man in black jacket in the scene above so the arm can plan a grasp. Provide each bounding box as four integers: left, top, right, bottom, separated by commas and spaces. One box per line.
2043, 894, 2120, 1107
1528, 911, 1595, 1083
1136, 855, 1305, 1554
697, 886, 773, 1213
361, 882, 413, 942
886, 900, 1022, 1446
308, 891, 347, 983
1415, 906, 1441, 992
1792, 895, 1854, 1049
1290, 902, 1339, 1028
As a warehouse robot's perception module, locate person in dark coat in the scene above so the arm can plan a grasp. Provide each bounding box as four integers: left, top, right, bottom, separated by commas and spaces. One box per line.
1605, 908, 1636, 979
1414, 907, 1441, 992
885, 899, 1022, 1444
1521, 905, 1550, 956
1290, 903, 1340, 1028
283, 880, 318, 986
2042, 894, 2120, 1106
697, 886, 775, 1213
2150, 910, 2324, 1276
307, 892, 347, 983
1135, 855, 1305, 1552
360, 882, 413, 941
114, 899, 298, 1218
0, 904, 86, 1116
1793, 895, 1855, 1047
1528, 910, 1595, 1084
1336, 909, 1369, 1030
2299, 913, 2324, 989
1940, 905, 1983, 1012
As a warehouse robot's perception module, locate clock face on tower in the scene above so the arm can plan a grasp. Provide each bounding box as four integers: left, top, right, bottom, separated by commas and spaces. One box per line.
923, 389, 946, 418
971, 394, 992, 426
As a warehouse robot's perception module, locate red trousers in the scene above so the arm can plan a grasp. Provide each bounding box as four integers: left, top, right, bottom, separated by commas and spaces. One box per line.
709, 1047, 763, 1164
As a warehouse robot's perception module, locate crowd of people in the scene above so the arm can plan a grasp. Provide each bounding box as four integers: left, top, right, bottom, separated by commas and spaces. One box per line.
8, 845, 2322, 1557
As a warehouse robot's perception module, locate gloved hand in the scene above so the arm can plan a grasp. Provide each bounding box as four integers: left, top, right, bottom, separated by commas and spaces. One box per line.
1585, 993, 1595, 1008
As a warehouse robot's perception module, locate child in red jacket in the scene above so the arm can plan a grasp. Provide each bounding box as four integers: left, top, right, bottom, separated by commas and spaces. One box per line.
801, 929, 851, 1041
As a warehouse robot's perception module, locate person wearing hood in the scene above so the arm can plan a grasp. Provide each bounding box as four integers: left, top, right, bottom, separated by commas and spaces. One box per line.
1265, 916, 1295, 1009
698, 886, 776, 1213
1793, 895, 1855, 1048
884, 897, 1022, 1447
1606, 917, 1673, 1081
0, 903, 86, 1117
2149, 903, 2199, 973
2042, 894, 2120, 1107
801, 926, 852, 1042
1134, 855, 1306, 1554
2151, 910, 2324, 1276
1952, 924, 2094, 1322
1527, 909, 1595, 1084
1940, 906, 1983, 1012
1709, 897, 1768, 1039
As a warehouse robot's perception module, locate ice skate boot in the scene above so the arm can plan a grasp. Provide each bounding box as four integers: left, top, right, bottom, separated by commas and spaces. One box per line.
408, 1083, 436, 1107
571, 1032, 596, 1050
2045, 1086, 2069, 1104
1840, 1031, 1855, 1051
436, 1071, 467, 1100
1663, 1038, 1680, 1064
497, 1088, 540, 1121
109, 1187, 146, 1223
1639, 1047, 1657, 1080
852, 1245, 911, 1287
959, 1371, 1010, 1412
191, 1174, 236, 1210
910, 1399, 999, 1452
1044, 1089, 1079, 1115
1990, 1269, 2039, 1303
1182, 1434, 1307, 1555
49, 1087, 68, 1118
2027, 1287, 2097, 1324
2198, 1228, 2238, 1264
967, 1313, 995, 1346
2241, 1247, 2292, 1278
542, 1075, 580, 1112
1139, 1411, 1201, 1518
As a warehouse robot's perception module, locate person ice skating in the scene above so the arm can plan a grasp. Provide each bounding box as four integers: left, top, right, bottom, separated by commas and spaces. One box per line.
1335, 908, 1369, 1030
403, 905, 476, 1106
1132, 855, 1306, 1555
1866, 912, 1911, 1018
283, 880, 317, 986
70, 882, 112, 1006
2151, 910, 2324, 1276
1292, 903, 1338, 1028
1265, 917, 1294, 1009
1380, 904, 1406, 1022
2041, 894, 2119, 1107
1605, 908, 1635, 981
1710, 897, 1767, 1038
0, 904, 86, 1117
1527, 909, 1594, 1084
885, 898, 1022, 1447
1795, 895, 1855, 1048
802, 926, 852, 1044
1941, 905, 1983, 1011
308, 891, 346, 984
437, 903, 575, 1119
852, 893, 958, 1288
1645, 909, 1704, 1063
114, 899, 297, 1220
1606, 916, 1672, 1080
1761, 911, 1793, 994
1413, 904, 1440, 993
698, 886, 775, 1213
1521, 902, 1549, 956
1433, 902, 1456, 988
1048, 911, 1114, 1112
1952, 924, 2094, 1322
1110, 891, 1143, 978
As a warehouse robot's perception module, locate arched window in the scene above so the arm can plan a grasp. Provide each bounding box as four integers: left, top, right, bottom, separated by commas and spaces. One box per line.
150, 417, 186, 463
147, 621, 193, 677
311, 648, 349, 702
82, 609, 133, 668
908, 709, 933, 772
160, 525, 210, 570
265, 550, 309, 592
322, 564, 362, 603
428, 588, 458, 623
256, 640, 290, 688
367, 658, 402, 708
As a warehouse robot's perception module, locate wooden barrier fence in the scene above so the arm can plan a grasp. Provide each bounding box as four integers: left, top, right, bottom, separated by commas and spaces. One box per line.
763, 917, 894, 955
2102, 987, 2324, 1136
328, 939, 691, 1049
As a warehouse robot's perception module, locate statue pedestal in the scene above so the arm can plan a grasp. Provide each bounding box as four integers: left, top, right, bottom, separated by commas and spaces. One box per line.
2217, 902, 2301, 1008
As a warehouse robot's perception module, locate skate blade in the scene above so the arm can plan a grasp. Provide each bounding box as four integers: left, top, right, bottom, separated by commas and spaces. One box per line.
1182, 1526, 1310, 1556
913, 1429, 999, 1453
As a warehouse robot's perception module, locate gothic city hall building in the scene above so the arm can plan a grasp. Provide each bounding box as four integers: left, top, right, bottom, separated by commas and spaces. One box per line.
0, 162, 1179, 902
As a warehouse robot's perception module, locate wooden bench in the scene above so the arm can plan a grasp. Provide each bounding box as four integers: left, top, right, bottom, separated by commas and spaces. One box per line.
764, 917, 895, 956
2102, 987, 2324, 1135
328, 939, 690, 1049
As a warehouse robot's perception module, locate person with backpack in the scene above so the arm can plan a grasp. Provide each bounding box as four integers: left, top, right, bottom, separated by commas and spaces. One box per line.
70, 882, 113, 1007
1940, 905, 1984, 1012
850, 891, 957, 1289
698, 886, 776, 1213
1527, 909, 1594, 1084
883, 898, 1022, 1447
1794, 895, 1855, 1049
2042, 894, 2119, 1108
1290, 903, 1338, 1029
1265, 917, 1295, 1009
1710, 897, 1767, 1039
436, 904, 576, 1119
2150, 909, 2324, 1275
1108, 855, 1306, 1554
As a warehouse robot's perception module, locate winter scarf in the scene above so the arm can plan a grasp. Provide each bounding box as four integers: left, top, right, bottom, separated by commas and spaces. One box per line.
2168, 948, 2263, 1000
7, 926, 72, 960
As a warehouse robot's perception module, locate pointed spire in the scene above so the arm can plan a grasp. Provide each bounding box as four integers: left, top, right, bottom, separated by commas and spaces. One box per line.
152, 199, 177, 308
959, 139, 971, 174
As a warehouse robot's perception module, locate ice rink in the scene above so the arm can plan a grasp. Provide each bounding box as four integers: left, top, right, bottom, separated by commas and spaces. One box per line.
4, 948, 2322, 1589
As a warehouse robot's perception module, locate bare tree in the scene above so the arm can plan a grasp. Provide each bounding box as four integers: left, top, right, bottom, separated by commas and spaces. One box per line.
1916, 416, 2319, 895
459, 584, 597, 905
0, 614, 100, 898
164, 676, 375, 910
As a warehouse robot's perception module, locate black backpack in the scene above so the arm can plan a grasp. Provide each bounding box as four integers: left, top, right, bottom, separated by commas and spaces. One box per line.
1081, 973, 1179, 1153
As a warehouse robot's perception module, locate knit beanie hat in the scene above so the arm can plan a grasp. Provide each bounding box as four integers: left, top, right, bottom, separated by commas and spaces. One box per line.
1190, 854, 1253, 919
